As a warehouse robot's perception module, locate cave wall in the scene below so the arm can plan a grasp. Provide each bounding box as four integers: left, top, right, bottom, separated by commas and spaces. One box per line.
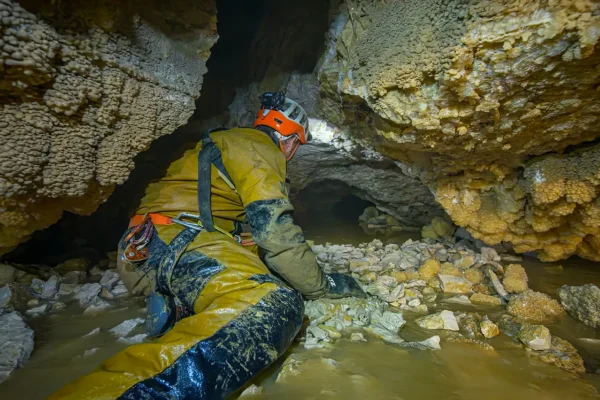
317, 0, 600, 261
0, 0, 218, 254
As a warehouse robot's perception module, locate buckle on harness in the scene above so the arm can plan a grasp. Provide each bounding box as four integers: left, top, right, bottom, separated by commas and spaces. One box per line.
172, 212, 204, 231
172, 212, 242, 244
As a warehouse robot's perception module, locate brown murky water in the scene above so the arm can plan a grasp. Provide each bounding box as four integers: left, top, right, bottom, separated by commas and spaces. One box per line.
2, 220, 600, 399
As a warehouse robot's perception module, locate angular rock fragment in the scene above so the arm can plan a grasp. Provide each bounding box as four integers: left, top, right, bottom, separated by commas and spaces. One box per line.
519, 325, 551, 351
558, 284, 600, 328
74, 283, 102, 307
507, 290, 565, 323
480, 316, 499, 339
416, 310, 459, 331
502, 264, 528, 294
0, 312, 34, 383
438, 274, 473, 294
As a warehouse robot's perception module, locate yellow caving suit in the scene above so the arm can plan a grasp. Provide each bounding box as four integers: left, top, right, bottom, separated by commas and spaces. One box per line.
51, 128, 329, 400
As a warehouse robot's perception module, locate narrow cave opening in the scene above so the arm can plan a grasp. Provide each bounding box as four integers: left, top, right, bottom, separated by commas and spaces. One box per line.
291, 179, 379, 244
4, 0, 333, 265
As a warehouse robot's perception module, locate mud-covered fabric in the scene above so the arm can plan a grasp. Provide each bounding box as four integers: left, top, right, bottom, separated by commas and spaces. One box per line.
118, 284, 303, 400
246, 198, 329, 299
51, 234, 298, 400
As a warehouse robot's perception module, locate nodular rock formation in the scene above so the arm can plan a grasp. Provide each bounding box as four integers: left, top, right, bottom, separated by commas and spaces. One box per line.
315, 0, 600, 261
0, 0, 217, 254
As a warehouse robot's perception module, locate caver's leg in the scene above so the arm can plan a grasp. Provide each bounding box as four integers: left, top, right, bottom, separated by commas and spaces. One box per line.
50, 237, 303, 400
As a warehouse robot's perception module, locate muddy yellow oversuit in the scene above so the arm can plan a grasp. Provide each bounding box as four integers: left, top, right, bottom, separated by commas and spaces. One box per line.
50, 128, 330, 399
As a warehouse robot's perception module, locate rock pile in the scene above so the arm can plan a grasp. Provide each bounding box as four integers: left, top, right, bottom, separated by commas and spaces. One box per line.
0, 252, 132, 380
309, 237, 587, 374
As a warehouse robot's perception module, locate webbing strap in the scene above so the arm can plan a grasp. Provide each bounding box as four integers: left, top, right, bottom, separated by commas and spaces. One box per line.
155, 227, 199, 294
197, 129, 235, 232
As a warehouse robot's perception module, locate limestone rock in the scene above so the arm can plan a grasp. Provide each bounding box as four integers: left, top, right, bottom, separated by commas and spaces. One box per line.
83, 298, 112, 315
519, 325, 551, 351
454, 256, 475, 270
117, 334, 148, 345
111, 283, 129, 297
535, 336, 585, 374
350, 332, 367, 342
0, 312, 34, 383
100, 270, 120, 290
464, 268, 483, 284
470, 293, 502, 307
25, 304, 49, 317
480, 316, 499, 339
416, 310, 459, 331
62, 271, 86, 284
507, 290, 565, 323
318, 0, 600, 262
55, 259, 90, 275
0, 285, 13, 310
439, 262, 462, 277
502, 264, 528, 294
0, 0, 219, 255
418, 259, 440, 281
438, 275, 473, 294
0, 264, 16, 286
558, 284, 600, 328
74, 283, 102, 307
109, 318, 145, 338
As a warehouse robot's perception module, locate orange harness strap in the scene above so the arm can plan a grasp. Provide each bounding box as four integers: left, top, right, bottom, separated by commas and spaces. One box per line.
129, 213, 173, 228
128, 213, 256, 247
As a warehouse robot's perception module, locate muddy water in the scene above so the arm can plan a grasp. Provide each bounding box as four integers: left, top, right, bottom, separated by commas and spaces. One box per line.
0, 297, 146, 398
2, 227, 600, 399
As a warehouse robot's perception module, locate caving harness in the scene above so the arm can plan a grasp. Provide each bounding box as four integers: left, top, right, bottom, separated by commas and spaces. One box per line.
123, 128, 254, 337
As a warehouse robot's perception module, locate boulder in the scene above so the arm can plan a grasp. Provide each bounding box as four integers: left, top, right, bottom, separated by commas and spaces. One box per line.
62, 271, 86, 284
25, 304, 49, 317
0, 264, 16, 286
519, 324, 551, 351
480, 316, 500, 338
40, 275, 61, 299
470, 293, 502, 306
502, 264, 528, 293
74, 283, 102, 307
0, 285, 12, 310
507, 290, 565, 323
418, 259, 440, 280
83, 298, 112, 315
100, 270, 121, 290
454, 255, 475, 270
0, 312, 34, 383
55, 258, 90, 275
558, 284, 600, 328
438, 275, 473, 294
480, 247, 501, 262
416, 310, 459, 331
440, 262, 462, 277
464, 268, 483, 284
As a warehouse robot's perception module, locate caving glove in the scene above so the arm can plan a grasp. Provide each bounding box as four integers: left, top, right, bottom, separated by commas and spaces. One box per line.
325, 273, 367, 299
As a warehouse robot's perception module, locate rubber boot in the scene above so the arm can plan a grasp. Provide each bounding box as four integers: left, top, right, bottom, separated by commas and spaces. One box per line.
146, 291, 177, 338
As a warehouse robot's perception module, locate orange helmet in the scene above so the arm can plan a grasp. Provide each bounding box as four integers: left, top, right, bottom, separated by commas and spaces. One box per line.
253, 96, 309, 144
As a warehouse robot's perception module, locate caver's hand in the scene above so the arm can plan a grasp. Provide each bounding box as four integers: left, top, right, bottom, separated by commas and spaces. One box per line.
324, 273, 367, 299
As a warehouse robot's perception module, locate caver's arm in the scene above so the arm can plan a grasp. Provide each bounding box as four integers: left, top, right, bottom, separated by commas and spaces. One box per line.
221, 133, 329, 299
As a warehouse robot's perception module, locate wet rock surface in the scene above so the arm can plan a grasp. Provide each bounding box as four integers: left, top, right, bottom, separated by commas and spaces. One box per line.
0, 312, 34, 383
558, 284, 600, 328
